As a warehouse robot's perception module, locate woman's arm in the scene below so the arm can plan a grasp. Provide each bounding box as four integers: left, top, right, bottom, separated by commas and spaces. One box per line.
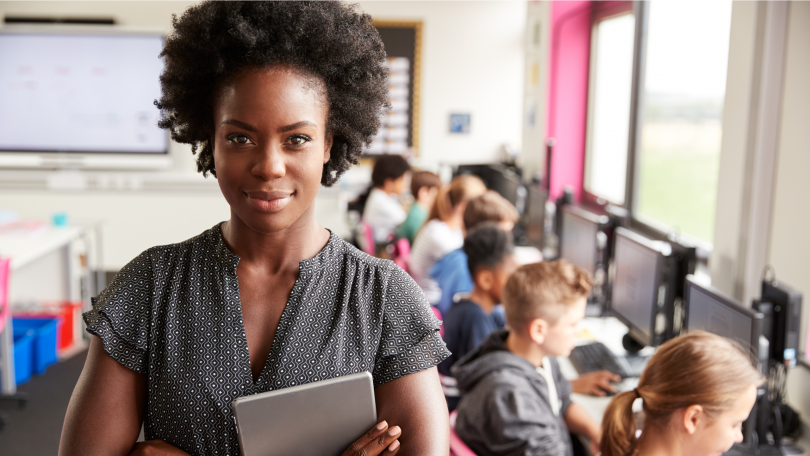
59, 335, 148, 456
374, 366, 449, 456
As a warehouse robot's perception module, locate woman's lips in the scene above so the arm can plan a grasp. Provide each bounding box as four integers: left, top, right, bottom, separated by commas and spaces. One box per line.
245, 191, 293, 213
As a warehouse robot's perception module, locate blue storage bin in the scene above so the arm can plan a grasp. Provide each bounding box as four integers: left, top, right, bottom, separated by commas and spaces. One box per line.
12, 328, 35, 385
13, 317, 59, 375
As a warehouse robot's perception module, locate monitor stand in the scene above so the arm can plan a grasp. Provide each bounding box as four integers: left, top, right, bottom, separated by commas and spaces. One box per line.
622, 333, 645, 354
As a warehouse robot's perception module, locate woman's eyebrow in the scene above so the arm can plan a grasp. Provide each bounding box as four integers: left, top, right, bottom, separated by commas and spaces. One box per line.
221, 119, 257, 132
279, 121, 317, 133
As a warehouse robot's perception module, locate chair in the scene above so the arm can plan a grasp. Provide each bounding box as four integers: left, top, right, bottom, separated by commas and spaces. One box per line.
355, 221, 376, 256
449, 410, 477, 456
390, 238, 411, 274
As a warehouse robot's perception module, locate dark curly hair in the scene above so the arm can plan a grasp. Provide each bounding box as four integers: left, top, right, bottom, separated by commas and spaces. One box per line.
155, 1, 389, 186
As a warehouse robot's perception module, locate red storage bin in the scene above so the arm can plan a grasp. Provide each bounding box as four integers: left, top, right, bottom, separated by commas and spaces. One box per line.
14, 301, 82, 351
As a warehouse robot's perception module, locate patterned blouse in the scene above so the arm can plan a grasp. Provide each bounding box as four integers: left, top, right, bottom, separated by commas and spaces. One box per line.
84, 223, 449, 455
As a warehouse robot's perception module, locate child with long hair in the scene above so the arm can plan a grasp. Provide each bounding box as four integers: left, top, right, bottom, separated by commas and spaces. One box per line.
600, 331, 763, 456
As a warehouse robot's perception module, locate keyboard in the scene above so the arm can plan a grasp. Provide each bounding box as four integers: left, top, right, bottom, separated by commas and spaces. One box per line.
569, 342, 647, 379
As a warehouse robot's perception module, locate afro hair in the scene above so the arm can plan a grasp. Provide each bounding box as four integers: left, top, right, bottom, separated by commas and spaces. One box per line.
154, 1, 390, 186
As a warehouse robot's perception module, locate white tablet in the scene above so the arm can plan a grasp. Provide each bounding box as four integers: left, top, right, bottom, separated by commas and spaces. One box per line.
232, 371, 377, 456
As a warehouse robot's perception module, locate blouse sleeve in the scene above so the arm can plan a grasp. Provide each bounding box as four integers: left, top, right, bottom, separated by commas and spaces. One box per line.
83, 249, 155, 375
373, 265, 450, 386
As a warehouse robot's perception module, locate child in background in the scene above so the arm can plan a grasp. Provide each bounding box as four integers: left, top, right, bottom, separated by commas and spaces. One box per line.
396, 170, 441, 244
438, 223, 516, 378
600, 331, 761, 456
362, 154, 411, 244
453, 260, 602, 456
408, 175, 487, 306
429, 190, 519, 315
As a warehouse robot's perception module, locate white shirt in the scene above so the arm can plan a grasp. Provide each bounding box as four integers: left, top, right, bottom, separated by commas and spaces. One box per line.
537, 357, 560, 416
407, 219, 464, 304
363, 188, 407, 243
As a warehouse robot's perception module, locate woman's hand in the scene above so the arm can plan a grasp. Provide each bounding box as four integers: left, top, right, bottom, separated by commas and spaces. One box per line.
341, 420, 401, 455
130, 439, 191, 456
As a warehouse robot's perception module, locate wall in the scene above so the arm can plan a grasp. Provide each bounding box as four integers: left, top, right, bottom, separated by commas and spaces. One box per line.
769, 1, 810, 426
545, 0, 591, 201
0, 1, 527, 269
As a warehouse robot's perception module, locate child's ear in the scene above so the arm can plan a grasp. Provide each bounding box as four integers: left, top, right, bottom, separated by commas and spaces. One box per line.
527, 318, 548, 345
476, 269, 494, 292
682, 405, 703, 435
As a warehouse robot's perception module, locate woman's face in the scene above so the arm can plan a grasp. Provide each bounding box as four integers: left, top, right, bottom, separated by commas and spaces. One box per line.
213, 66, 332, 234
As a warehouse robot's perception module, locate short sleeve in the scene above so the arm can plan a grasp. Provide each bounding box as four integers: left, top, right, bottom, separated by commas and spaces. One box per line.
83, 249, 155, 374
373, 266, 450, 386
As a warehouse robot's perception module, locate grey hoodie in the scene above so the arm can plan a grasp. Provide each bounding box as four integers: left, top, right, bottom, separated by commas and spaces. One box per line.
451, 329, 574, 456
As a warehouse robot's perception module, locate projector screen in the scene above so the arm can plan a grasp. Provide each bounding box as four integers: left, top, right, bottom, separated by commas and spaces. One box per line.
0, 32, 167, 154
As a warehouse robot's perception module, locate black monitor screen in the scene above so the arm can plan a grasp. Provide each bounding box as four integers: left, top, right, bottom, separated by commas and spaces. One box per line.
611, 231, 660, 343
560, 210, 597, 275
686, 279, 756, 352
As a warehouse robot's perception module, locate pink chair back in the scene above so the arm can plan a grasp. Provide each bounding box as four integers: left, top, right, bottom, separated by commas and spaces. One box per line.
357, 221, 375, 256
449, 411, 477, 456
391, 238, 411, 274
0, 257, 9, 334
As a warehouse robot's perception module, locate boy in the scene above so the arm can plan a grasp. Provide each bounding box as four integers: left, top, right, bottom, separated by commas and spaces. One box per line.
430, 191, 519, 314
439, 223, 517, 377
452, 260, 602, 456
362, 154, 410, 244
396, 170, 441, 244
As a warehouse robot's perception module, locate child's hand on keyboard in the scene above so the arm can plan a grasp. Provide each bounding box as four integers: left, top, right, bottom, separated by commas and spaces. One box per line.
571, 370, 621, 397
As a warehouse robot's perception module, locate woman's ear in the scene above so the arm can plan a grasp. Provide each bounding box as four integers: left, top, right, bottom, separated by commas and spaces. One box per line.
323, 133, 333, 164
682, 405, 703, 435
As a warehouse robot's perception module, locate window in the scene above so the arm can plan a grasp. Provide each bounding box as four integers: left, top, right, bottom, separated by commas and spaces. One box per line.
584, 10, 635, 206
634, 1, 733, 243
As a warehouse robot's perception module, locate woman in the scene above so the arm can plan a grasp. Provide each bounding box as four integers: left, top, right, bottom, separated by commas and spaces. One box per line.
59, 3, 449, 455
600, 331, 762, 456
407, 175, 486, 313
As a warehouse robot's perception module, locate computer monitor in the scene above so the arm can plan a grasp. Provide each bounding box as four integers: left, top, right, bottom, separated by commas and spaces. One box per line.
683, 276, 764, 447
522, 184, 547, 249
609, 227, 677, 348
756, 279, 803, 368
559, 205, 608, 276
454, 164, 521, 207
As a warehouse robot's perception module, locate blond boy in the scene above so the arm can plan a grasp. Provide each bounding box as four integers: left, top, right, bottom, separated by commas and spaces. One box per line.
452, 260, 601, 456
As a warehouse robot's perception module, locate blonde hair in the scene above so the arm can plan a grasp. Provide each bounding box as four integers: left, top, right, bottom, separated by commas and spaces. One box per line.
600, 331, 763, 456
463, 190, 519, 230
502, 260, 593, 330
428, 174, 487, 223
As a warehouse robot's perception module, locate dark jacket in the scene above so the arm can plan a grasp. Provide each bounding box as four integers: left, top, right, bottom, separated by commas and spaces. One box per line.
451, 329, 574, 456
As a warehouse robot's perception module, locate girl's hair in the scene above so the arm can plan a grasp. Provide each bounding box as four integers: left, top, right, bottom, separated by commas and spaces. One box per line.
428, 175, 486, 223
155, 1, 389, 186
600, 331, 763, 456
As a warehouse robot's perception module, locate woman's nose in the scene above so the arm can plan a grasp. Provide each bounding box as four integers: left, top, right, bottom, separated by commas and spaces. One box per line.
251, 144, 285, 180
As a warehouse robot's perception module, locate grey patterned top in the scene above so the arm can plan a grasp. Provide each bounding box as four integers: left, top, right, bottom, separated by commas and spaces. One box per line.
84, 223, 449, 456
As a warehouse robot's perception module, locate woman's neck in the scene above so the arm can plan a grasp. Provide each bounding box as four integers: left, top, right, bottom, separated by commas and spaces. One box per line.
221, 205, 330, 273
635, 423, 682, 456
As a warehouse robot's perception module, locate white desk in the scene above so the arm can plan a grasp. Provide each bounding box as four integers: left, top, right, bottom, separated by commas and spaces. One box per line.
0, 222, 102, 394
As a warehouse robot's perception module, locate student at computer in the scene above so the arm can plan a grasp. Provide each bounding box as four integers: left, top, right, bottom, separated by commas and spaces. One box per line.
600, 331, 762, 456
408, 175, 486, 307
363, 155, 411, 245
429, 190, 519, 315
60, 3, 449, 455
452, 260, 602, 456
395, 170, 441, 244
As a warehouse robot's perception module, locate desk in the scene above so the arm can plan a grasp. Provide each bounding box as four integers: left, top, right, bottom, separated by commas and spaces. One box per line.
0, 222, 102, 394
557, 316, 652, 423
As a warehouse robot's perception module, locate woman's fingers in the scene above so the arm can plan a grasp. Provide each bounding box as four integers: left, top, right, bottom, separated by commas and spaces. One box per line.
342, 421, 402, 456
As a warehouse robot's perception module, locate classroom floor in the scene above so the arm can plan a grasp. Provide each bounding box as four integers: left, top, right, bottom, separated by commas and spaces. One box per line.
0, 348, 87, 456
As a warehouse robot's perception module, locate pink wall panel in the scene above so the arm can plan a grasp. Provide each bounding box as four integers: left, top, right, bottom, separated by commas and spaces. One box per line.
546, 0, 592, 201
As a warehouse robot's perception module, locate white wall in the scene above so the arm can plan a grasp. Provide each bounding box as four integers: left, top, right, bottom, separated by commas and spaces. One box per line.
768, 1, 810, 425
357, 1, 526, 170
0, 1, 527, 269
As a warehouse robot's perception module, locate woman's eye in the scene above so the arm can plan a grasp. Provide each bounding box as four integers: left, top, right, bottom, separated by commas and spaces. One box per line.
287, 135, 311, 146
226, 133, 252, 145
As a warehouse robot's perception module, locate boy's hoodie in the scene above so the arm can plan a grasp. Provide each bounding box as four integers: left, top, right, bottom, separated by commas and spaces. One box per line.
451, 329, 574, 456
